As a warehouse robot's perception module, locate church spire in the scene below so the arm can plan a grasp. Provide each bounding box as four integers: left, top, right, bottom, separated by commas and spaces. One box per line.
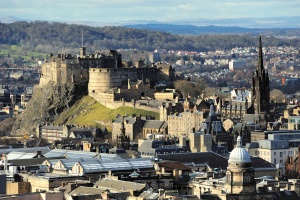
257, 35, 264, 75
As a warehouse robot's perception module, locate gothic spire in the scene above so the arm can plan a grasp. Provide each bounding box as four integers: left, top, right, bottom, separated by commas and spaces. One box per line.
257, 35, 264, 75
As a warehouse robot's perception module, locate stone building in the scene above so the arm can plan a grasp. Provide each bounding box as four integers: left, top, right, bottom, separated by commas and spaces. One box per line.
112, 115, 146, 142
188, 132, 212, 152
142, 120, 168, 137
39, 53, 89, 87
36, 124, 100, 143
168, 110, 205, 137
201, 104, 234, 152
160, 102, 184, 121
188, 137, 273, 200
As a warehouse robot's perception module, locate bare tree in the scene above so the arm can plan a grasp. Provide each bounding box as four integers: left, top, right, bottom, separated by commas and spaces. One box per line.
270, 89, 286, 103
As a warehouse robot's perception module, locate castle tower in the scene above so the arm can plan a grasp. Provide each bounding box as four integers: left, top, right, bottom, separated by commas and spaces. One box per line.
251, 36, 270, 115
224, 136, 256, 194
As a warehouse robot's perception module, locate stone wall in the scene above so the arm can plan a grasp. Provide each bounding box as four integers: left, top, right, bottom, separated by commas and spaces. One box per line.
154, 92, 175, 100
88, 68, 137, 93
6, 182, 30, 195
40, 55, 88, 87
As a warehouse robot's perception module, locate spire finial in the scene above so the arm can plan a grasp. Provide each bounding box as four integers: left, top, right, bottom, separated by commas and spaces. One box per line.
236, 136, 242, 147
258, 35, 263, 73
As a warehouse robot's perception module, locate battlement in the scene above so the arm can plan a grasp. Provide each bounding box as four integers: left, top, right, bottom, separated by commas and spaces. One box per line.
39, 47, 175, 105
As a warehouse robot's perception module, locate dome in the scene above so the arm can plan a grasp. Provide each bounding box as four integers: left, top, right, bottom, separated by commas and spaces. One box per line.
228, 136, 252, 164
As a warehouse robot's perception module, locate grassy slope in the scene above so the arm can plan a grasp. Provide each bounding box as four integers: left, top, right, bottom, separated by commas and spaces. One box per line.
54, 95, 159, 131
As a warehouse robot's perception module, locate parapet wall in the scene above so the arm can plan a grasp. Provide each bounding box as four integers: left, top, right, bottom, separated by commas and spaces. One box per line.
101, 100, 159, 113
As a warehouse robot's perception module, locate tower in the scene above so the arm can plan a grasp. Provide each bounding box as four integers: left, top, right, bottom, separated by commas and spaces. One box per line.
116, 117, 130, 150
224, 136, 256, 195
250, 36, 270, 115
80, 31, 86, 58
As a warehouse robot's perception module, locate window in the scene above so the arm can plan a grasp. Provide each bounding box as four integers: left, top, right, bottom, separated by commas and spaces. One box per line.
274, 158, 277, 164
280, 152, 283, 157
274, 152, 276, 156
244, 175, 251, 183
227, 174, 231, 182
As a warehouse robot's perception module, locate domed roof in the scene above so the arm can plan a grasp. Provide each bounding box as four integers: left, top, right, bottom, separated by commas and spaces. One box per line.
228, 136, 251, 164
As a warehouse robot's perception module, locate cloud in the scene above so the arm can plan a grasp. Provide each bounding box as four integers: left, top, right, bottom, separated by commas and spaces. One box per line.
0, 0, 299, 22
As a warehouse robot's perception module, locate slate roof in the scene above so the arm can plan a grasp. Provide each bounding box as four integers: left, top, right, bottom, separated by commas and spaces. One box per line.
70, 127, 94, 136
157, 152, 228, 170
138, 140, 190, 156
8, 157, 64, 166
0, 146, 50, 155
94, 178, 146, 191
251, 157, 276, 170
143, 120, 167, 129
158, 161, 191, 171
157, 152, 276, 172
68, 186, 105, 196
272, 190, 300, 200
113, 116, 137, 124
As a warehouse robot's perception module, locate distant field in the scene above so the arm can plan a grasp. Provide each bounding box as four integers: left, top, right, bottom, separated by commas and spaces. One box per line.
54, 95, 159, 131
0, 44, 47, 64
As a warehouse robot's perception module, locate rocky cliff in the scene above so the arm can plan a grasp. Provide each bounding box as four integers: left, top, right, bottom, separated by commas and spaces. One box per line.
11, 82, 87, 136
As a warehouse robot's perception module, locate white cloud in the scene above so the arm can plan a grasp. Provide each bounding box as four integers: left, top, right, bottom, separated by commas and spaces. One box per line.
0, 0, 299, 22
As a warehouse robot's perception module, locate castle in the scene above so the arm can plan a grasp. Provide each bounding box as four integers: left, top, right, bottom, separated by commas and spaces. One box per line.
39, 46, 175, 104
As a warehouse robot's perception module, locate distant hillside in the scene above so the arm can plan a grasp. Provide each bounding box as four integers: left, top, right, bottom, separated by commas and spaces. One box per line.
124, 24, 263, 35
1, 21, 300, 54
123, 24, 300, 36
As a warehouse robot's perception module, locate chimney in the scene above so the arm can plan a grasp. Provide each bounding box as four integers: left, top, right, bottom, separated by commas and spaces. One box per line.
36, 151, 42, 158
275, 186, 280, 193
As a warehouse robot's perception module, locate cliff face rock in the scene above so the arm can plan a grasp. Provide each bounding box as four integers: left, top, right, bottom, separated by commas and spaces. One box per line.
11, 82, 87, 136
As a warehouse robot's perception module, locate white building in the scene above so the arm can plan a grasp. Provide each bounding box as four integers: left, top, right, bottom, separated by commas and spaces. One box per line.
229, 59, 247, 71
246, 131, 300, 166
231, 88, 251, 102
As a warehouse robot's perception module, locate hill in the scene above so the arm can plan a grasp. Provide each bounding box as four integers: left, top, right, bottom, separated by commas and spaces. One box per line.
1, 21, 300, 56
53, 95, 159, 131
11, 82, 159, 135
12, 82, 88, 135
123, 24, 300, 36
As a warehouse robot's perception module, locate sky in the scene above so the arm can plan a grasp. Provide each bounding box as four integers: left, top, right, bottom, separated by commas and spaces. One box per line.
0, 0, 299, 24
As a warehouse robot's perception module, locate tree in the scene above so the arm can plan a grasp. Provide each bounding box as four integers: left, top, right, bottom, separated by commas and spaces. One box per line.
0, 118, 15, 136
174, 80, 195, 98
270, 89, 286, 103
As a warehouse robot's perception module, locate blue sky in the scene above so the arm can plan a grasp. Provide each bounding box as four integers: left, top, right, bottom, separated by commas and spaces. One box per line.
0, 0, 299, 23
